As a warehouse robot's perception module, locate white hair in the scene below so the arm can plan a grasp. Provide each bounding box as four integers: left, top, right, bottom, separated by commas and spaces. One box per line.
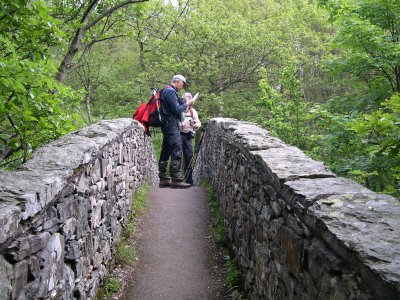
182, 92, 192, 101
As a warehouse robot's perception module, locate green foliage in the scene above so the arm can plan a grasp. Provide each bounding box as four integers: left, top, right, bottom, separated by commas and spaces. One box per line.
347, 93, 400, 196
54, 0, 334, 134
202, 181, 226, 245
0, 0, 82, 169
314, 0, 400, 197
322, 0, 400, 97
226, 258, 245, 298
115, 239, 136, 265
151, 129, 163, 160
104, 275, 121, 297
257, 66, 311, 149
132, 182, 149, 216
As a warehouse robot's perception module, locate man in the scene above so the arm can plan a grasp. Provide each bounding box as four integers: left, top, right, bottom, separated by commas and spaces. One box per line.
158, 75, 195, 188
179, 92, 201, 186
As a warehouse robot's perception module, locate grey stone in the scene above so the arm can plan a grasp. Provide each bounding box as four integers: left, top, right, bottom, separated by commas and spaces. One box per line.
12, 260, 28, 299
6, 232, 50, 262
260, 205, 274, 221
0, 255, 13, 300
42, 206, 60, 231
283, 177, 374, 208
28, 255, 41, 280
62, 264, 75, 300
0, 169, 69, 220
57, 195, 79, 222
65, 239, 83, 261
62, 217, 77, 241
306, 193, 400, 289
253, 147, 335, 186
271, 200, 281, 216
44, 233, 64, 292
0, 201, 21, 244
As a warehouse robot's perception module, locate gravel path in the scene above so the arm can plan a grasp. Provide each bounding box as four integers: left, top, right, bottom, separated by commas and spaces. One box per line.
120, 186, 230, 300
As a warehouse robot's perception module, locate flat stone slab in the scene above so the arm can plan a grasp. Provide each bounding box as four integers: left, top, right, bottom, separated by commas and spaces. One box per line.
283, 177, 374, 206
23, 118, 135, 172
211, 118, 286, 150
0, 169, 70, 221
306, 193, 400, 288
253, 148, 335, 185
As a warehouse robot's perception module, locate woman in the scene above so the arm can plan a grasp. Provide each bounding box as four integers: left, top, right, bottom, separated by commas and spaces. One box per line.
179, 92, 201, 185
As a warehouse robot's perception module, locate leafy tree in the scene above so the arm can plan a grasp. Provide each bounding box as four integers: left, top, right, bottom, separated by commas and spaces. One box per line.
139, 0, 331, 122
48, 0, 149, 82
257, 65, 311, 149
58, 0, 191, 122
315, 0, 400, 197
69, 0, 333, 126
0, 0, 81, 169
322, 0, 400, 106
348, 94, 400, 195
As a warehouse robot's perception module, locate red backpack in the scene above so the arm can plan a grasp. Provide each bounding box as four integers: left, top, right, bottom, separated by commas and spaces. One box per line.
133, 88, 168, 135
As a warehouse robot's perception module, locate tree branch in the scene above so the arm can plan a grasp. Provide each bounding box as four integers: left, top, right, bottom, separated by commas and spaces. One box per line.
84, 0, 149, 31
160, 0, 190, 42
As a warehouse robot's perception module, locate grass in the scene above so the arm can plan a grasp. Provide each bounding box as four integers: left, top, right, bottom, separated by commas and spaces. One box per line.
226, 257, 245, 298
201, 180, 248, 300
204, 181, 227, 245
150, 128, 163, 160
104, 275, 120, 297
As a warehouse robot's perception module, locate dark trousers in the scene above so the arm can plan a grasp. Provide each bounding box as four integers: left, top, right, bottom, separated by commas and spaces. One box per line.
160, 130, 182, 162
181, 132, 193, 184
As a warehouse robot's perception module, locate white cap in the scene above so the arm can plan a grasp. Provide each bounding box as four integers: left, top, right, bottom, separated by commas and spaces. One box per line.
172, 74, 189, 88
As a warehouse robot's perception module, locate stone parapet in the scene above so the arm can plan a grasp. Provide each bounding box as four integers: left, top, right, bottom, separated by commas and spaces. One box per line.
194, 118, 400, 300
0, 119, 158, 299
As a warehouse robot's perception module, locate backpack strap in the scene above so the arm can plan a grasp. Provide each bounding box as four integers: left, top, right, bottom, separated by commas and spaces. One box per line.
163, 84, 174, 91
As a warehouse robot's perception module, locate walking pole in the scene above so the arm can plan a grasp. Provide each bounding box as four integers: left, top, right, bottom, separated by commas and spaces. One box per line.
184, 122, 208, 181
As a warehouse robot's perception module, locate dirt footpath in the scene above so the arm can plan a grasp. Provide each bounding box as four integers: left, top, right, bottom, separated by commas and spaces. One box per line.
120, 186, 231, 300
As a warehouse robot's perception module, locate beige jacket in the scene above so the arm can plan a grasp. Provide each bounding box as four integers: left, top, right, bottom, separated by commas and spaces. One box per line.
179, 107, 201, 134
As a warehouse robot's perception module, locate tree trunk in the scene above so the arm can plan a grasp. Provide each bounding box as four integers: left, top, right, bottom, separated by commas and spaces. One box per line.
56, 29, 85, 82
139, 40, 145, 71
395, 65, 400, 93
55, 0, 149, 82
85, 87, 93, 125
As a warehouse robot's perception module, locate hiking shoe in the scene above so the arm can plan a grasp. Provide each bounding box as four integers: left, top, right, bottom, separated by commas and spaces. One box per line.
170, 160, 185, 182
159, 178, 171, 188
170, 180, 191, 188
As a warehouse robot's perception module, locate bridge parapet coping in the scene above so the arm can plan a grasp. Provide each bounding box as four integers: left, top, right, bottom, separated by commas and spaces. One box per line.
194, 117, 400, 299
0, 118, 158, 299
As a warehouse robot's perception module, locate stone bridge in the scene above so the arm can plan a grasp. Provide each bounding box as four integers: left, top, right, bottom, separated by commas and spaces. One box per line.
0, 118, 399, 299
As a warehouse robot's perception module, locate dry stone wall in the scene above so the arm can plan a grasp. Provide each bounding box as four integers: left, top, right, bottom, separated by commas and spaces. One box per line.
194, 118, 400, 300
0, 119, 158, 300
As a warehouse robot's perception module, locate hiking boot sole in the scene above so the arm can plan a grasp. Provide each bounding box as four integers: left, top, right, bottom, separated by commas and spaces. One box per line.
159, 183, 171, 188
169, 181, 191, 188
159, 178, 171, 188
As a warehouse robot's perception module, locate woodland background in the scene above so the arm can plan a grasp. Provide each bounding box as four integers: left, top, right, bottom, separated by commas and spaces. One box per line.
1, 0, 399, 198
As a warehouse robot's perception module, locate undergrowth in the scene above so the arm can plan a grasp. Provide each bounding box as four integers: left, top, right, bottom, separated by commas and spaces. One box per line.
104, 275, 120, 298
202, 180, 248, 300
